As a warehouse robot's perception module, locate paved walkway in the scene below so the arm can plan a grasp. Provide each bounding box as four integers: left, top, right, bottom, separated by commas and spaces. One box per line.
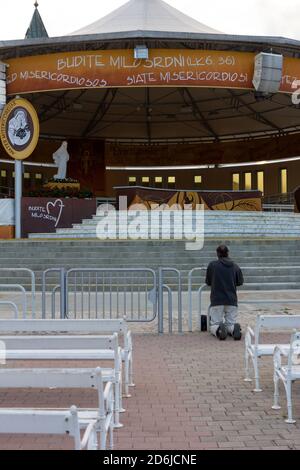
0, 329, 300, 450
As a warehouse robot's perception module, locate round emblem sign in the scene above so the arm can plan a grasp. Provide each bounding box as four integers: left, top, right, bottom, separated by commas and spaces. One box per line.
0, 98, 39, 160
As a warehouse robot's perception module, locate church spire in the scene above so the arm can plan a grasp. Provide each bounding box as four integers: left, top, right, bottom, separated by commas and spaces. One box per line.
25, 1, 49, 39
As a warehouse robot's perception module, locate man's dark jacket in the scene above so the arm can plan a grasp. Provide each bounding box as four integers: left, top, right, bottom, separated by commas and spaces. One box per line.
206, 257, 244, 307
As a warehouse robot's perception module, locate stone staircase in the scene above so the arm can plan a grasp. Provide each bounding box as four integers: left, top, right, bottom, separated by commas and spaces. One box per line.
0, 211, 297, 290
0, 238, 299, 290
29, 211, 300, 239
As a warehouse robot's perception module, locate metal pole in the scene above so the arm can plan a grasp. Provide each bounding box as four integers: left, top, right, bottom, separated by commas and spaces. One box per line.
188, 271, 193, 333
0, 301, 19, 319
42, 271, 46, 319
14, 160, 22, 239
199, 284, 207, 330
158, 268, 164, 335
163, 285, 173, 334
60, 268, 67, 319
178, 272, 183, 335
29, 269, 36, 319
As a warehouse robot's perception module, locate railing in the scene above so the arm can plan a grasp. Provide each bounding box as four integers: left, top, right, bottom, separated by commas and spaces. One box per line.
263, 192, 294, 205
0, 301, 19, 318
42, 268, 67, 320
262, 193, 295, 212
158, 268, 183, 335
0, 185, 14, 198
188, 266, 300, 332
0, 269, 35, 318
65, 268, 157, 323
0, 285, 26, 318
43, 266, 184, 333
0, 265, 299, 334
188, 268, 206, 333
96, 198, 117, 208
263, 204, 294, 213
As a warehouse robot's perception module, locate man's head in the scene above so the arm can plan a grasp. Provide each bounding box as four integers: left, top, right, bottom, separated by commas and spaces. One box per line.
217, 245, 229, 259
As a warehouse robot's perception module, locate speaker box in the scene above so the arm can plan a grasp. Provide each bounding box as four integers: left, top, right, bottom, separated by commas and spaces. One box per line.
252, 52, 283, 94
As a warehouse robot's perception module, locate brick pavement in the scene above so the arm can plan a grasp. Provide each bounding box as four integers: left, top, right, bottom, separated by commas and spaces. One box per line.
0, 328, 300, 450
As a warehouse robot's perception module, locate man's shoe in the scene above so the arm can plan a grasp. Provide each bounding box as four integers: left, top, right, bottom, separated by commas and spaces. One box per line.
233, 323, 242, 341
216, 323, 228, 341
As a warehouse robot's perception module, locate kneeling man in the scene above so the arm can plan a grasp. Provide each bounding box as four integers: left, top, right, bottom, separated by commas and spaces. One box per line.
206, 245, 244, 341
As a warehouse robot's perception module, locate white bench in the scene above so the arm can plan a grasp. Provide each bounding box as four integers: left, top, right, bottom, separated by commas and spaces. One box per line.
0, 406, 99, 450
0, 367, 114, 449
0, 319, 134, 397
273, 331, 300, 424
245, 315, 300, 392
0, 330, 123, 428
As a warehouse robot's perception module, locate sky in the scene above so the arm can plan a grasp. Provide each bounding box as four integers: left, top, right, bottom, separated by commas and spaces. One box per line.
0, 0, 300, 41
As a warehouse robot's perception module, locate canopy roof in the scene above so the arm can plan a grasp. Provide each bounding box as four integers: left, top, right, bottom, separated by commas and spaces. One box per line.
1, 0, 300, 60
71, 0, 221, 36
27, 86, 300, 144
1, 1, 300, 147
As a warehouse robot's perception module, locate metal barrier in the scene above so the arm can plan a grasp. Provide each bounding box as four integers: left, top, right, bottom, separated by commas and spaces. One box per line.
0, 285, 26, 318
51, 285, 61, 319
0, 269, 35, 318
7, 264, 294, 331
158, 268, 183, 335
65, 268, 157, 322
194, 283, 300, 332
164, 285, 173, 334
205, 284, 300, 330
263, 204, 294, 213
0, 301, 19, 318
239, 282, 300, 308
42, 268, 67, 320
188, 266, 300, 332
188, 268, 206, 332
263, 192, 294, 205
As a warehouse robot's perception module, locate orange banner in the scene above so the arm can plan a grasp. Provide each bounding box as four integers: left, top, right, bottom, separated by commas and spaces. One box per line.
6, 49, 254, 94
6, 49, 300, 95
281, 57, 300, 93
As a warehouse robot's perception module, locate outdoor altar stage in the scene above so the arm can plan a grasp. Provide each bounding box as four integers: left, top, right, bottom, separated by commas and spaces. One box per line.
1, 0, 300, 242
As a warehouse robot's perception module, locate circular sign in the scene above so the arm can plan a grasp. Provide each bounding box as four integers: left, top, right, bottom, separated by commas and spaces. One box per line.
0, 98, 39, 160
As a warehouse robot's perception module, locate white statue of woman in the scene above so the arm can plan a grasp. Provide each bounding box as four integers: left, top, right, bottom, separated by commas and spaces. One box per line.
53, 141, 69, 180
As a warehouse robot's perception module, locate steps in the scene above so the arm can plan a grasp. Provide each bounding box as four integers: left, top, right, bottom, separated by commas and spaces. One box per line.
29, 211, 300, 239
0, 238, 299, 290
0, 211, 296, 291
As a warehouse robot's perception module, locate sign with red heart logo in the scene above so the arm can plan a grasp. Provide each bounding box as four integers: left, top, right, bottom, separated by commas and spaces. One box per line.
21, 197, 97, 237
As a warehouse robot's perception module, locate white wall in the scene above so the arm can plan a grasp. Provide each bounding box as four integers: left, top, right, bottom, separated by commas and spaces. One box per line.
0, 199, 14, 226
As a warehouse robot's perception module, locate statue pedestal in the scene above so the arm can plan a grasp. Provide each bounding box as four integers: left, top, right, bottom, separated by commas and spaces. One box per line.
44, 181, 81, 191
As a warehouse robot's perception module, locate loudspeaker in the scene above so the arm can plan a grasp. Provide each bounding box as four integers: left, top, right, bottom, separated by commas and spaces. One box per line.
252, 52, 283, 94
